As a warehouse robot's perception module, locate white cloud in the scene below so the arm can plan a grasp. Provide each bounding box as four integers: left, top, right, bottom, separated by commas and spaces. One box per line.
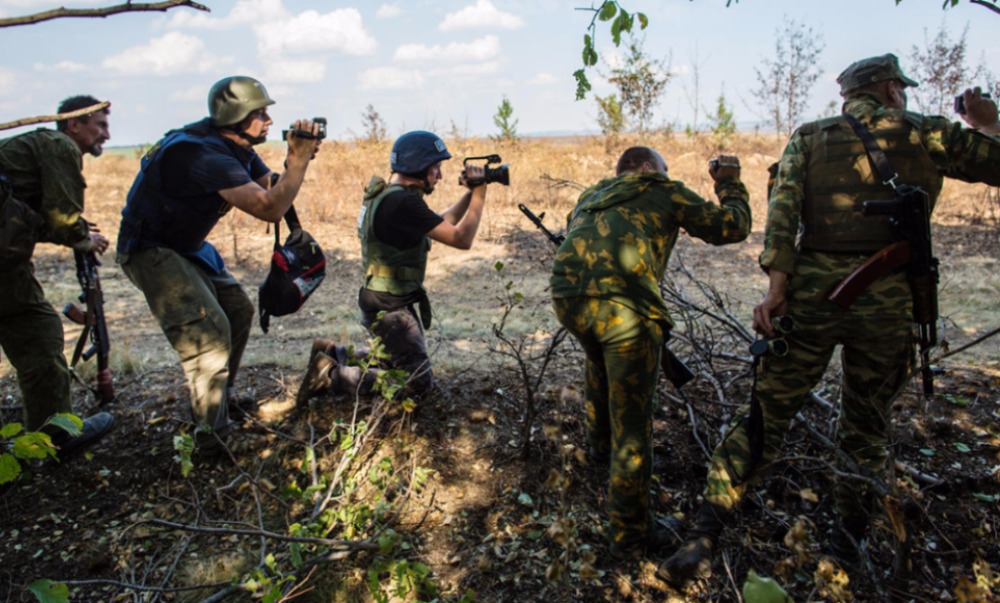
376, 4, 401, 18
357, 66, 425, 91
394, 35, 500, 63
262, 58, 327, 84
32, 61, 87, 73
168, 85, 206, 103
102, 32, 227, 76
167, 0, 288, 29
256, 8, 376, 56
439, 0, 523, 31
431, 62, 500, 77
528, 72, 556, 85
0, 67, 17, 96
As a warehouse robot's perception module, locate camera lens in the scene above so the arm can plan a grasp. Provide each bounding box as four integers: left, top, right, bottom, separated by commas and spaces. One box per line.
484, 163, 510, 186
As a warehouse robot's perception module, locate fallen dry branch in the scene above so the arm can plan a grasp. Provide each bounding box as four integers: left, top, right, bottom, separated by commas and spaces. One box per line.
0, 101, 110, 132
0, 0, 209, 28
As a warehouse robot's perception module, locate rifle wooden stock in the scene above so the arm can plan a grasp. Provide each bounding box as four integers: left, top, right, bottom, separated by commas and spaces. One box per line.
828, 241, 911, 309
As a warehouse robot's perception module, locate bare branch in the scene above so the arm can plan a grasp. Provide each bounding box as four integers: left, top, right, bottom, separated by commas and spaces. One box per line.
0, 0, 210, 28
0, 101, 110, 132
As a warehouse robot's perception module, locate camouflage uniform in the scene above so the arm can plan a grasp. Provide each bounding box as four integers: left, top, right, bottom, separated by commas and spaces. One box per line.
704, 94, 1000, 523
551, 171, 750, 547
0, 129, 93, 430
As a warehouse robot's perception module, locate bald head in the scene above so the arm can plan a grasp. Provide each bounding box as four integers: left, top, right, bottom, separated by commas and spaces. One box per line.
616, 146, 667, 176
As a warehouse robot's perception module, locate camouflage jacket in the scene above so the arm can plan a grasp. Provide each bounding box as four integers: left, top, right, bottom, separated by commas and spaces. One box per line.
550, 171, 750, 326
0, 128, 90, 248
760, 94, 1000, 277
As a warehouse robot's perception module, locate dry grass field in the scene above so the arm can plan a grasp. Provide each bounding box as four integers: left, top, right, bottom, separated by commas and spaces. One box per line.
1, 132, 998, 602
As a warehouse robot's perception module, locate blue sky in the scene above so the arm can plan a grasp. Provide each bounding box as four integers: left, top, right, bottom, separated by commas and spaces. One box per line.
1, 0, 997, 147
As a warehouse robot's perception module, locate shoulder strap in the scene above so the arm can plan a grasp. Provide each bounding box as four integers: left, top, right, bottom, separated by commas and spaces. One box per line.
842, 113, 899, 191
267, 171, 304, 244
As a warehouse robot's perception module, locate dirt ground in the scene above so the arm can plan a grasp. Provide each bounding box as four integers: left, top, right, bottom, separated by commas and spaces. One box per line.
1, 140, 999, 602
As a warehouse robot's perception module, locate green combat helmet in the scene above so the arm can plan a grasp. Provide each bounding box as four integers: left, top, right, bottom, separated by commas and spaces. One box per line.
208, 76, 275, 127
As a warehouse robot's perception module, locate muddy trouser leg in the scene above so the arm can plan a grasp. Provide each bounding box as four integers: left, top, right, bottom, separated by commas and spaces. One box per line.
334, 305, 431, 396
210, 271, 254, 393
835, 315, 913, 521
703, 306, 838, 512
0, 263, 72, 431
121, 248, 234, 439
554, 297, 662, 546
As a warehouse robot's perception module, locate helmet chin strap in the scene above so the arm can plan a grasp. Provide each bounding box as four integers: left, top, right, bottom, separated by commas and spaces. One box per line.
237, 129, 267, 146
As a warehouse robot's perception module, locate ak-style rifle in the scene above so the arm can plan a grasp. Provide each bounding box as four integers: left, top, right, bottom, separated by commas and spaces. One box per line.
63, 250, 114, 403
828, 184, 939, 395
518, 202, 695, 390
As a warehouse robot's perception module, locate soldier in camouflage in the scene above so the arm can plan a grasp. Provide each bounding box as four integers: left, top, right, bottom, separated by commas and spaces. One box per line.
660, 54, 1000, 586
0, 95, 115, 458
551, 146, 751, 558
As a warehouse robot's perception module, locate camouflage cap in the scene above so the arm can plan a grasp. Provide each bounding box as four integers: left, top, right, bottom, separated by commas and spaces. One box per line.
836, 53, 918, 95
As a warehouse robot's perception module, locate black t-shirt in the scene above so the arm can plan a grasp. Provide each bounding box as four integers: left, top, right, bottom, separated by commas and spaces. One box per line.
160, 136, 269, 198
372, 188, 443, 249
360, 188, 443, 312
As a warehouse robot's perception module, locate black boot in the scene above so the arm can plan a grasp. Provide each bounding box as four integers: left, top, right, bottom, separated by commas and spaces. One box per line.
656, 502, 731, 587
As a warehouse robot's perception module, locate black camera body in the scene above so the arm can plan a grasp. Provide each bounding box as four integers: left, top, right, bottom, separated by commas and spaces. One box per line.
461, 154, 510, 186
954, 91, 992, 115
283, 117, 327, 141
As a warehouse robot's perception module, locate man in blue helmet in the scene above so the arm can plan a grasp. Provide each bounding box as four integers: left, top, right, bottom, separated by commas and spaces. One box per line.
117, 76, 322, 455
297, 130, 487, 405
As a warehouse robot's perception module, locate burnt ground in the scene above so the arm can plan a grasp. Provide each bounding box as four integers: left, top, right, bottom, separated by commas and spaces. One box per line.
0, 224, 998, 603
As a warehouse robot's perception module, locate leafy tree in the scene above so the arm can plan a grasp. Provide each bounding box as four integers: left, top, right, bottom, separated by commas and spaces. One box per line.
595, 93, 626, 136
361, 103, 388, 144
574, 2, 649, 99
751, 16, 825, 137
907, 22, 984, 115
493, 95, 519, 143
606, 37, 672, 135
707, 91, 737, 150
895, 0, 1000, 16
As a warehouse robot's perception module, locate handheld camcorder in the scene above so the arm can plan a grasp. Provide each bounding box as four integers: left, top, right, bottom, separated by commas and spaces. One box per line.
460, 154, 510, 187
283, 117, 327, 141
954, 91, 992, 115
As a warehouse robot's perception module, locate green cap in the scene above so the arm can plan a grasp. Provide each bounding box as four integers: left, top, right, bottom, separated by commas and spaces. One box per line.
836, 53, 918, 95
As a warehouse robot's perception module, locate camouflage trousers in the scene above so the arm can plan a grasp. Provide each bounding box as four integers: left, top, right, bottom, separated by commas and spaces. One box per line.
120, 247, 253, 440
0, 262, 72, 430
330, 303, 434, 397
704, 289, 913, 521
554, 296, 664, 546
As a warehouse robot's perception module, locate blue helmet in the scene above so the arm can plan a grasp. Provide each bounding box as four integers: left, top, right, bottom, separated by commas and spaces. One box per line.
390, 130, 452, 174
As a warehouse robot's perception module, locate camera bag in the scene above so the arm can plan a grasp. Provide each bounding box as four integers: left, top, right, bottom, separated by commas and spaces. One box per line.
258, 203, 326, 333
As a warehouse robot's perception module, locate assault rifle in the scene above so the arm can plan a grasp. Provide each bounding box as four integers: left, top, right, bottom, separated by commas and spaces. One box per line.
828, 184, 939, 395
518, 202, 695, 390
63, 250, 114, 403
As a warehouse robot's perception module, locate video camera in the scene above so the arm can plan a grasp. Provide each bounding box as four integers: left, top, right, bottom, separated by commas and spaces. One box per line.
283, 117, 327, 141
954, 91, 992, 115
460, 154, 510, 187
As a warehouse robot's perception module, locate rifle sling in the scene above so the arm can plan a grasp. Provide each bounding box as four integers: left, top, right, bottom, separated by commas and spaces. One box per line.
828, 241, 911, 309
842, 113, 899, 189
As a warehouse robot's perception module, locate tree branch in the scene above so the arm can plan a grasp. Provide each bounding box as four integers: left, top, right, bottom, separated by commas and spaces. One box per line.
0, 102, 110, 132
969, 0, 1000, 15
0, 0, 210, 28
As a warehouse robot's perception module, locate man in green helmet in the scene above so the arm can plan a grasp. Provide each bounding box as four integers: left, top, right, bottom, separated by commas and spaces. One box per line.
296, 130, 487, 405
117, 76, 322, 455
0, 95, 115, 459
660, 53, 1000, 587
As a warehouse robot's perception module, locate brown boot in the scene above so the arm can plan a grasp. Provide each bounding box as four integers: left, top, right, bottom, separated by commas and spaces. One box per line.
656, 503, 731, 587
296, 349, 337, 407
